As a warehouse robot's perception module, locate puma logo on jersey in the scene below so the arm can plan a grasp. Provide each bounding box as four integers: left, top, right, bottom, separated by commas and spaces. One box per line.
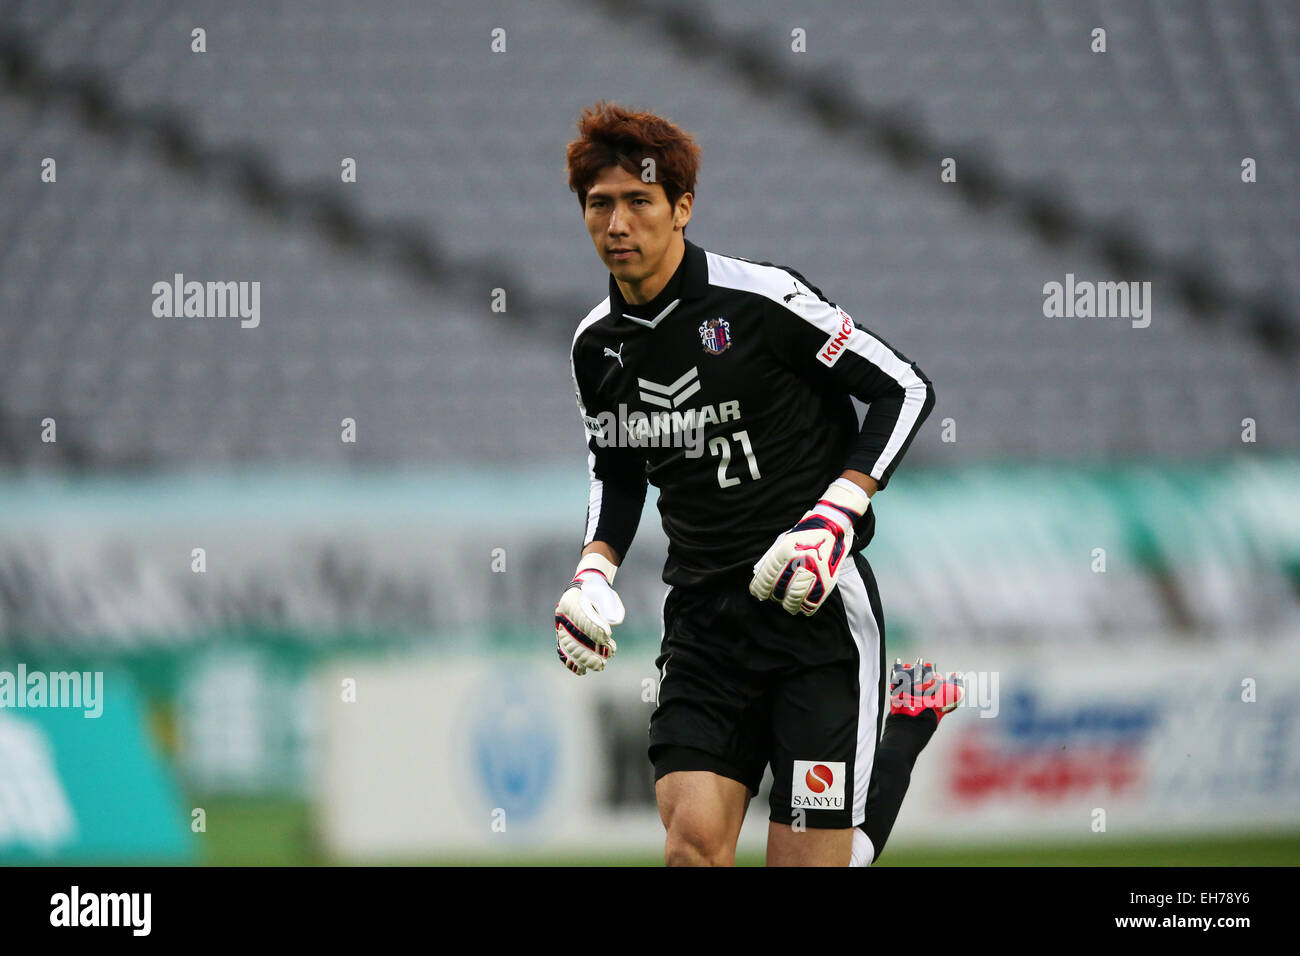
637, 367, 700, 408
604, 343, 625, 367
816, 308, 857, 367
783, 281, 809, 303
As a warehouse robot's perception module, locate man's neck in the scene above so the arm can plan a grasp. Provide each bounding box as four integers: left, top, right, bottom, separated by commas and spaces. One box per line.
616, 236, 686, 305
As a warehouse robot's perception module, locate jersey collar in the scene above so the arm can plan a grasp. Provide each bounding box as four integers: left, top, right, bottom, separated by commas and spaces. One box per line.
608, 238, 709, 329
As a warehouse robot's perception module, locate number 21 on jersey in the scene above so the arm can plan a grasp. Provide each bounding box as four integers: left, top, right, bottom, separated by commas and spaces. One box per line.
709, 430, 761, 488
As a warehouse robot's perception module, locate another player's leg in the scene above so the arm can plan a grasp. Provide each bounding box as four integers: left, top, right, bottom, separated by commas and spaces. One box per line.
857, 659, 964, 863
655, 768, 750, 866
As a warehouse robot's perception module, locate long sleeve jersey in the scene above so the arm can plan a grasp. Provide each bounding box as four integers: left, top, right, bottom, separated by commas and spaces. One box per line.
569, 238, 935, 589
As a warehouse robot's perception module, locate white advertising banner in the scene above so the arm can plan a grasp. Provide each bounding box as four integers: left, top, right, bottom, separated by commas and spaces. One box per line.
318, 656, 664, 859
317, 640, 1300, 860
894, 640, 1300, 844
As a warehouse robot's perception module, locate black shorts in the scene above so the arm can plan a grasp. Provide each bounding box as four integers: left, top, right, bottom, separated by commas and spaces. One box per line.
648, 553, 887, 828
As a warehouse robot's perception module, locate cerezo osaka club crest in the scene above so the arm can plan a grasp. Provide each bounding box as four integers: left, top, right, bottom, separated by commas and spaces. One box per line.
699, 317, 732, 355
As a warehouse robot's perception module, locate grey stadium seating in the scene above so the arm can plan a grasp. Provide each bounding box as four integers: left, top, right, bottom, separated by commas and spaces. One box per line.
0, 0, 1295, 469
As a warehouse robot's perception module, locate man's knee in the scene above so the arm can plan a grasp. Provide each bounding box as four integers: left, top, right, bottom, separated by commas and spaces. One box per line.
664, 816, 735, 866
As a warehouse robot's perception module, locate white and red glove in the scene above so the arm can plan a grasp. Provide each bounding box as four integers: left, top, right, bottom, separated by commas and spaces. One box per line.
748, 478, 870, 616
555, 552, 625, 675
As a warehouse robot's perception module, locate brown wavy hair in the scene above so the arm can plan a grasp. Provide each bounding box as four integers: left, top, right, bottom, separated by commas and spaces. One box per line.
566, 101, 701, 225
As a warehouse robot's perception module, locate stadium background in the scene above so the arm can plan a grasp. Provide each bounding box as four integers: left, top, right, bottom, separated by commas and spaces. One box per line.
0, 0, 1296, 865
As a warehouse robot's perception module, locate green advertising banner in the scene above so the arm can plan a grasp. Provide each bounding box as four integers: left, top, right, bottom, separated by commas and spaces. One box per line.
0, 665, 195, 863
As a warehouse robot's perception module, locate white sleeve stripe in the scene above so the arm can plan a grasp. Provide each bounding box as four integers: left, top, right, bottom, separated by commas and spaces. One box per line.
571, 298, 612, 546
584, 452, 602, 545
573, 296, 612, 346
572, 379, 603, 545
844, 331, 930, 480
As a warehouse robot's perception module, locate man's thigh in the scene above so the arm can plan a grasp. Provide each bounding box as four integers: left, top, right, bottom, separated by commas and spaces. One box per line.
649, 584, 767, 865
655, 770, 751, 865
648, 586, 770, 805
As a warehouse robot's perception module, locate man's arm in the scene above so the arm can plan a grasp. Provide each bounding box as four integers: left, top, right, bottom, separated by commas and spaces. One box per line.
570, 335, 648, 563
556, 331, 647, 674
763, 275, 935, 492
748, 270, 933, 616
581, 540, 623, 566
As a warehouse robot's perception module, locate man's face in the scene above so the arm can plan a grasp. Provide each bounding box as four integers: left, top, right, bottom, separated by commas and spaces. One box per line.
584, 164, 690, 286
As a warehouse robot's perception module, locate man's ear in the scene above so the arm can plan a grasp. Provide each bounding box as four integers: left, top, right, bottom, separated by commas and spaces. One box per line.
674, 192, 694, 231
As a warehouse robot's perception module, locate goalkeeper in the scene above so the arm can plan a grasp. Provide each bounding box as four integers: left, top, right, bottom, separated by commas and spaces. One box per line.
556, 101, 955, 866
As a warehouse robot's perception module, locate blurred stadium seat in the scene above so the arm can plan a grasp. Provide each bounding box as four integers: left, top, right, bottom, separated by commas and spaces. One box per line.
1, 0, 1296, 468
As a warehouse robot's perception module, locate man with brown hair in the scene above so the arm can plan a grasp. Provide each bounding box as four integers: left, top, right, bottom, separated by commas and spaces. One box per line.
555, 101, 960, 866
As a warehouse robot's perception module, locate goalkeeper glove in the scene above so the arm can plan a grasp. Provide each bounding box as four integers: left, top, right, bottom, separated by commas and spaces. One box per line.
555, 552, 624, 675
749, 477, 870, 616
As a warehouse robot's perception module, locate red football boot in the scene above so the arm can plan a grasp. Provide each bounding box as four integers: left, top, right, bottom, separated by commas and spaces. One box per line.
889, 658, 964, 724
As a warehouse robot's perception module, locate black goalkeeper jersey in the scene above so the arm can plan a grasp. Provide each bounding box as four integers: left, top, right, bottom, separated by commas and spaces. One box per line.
569, 238, 935, 589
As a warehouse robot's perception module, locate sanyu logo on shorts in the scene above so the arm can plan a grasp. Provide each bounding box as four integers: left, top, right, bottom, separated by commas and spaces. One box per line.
791, 760, 846, 810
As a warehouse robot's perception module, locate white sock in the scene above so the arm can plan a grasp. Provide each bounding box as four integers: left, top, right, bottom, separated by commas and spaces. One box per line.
850, 828, 874, 867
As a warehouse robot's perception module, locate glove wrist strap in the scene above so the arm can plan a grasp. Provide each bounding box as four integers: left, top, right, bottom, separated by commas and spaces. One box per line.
576, 551, 618, 585
812, 478, 871, 529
